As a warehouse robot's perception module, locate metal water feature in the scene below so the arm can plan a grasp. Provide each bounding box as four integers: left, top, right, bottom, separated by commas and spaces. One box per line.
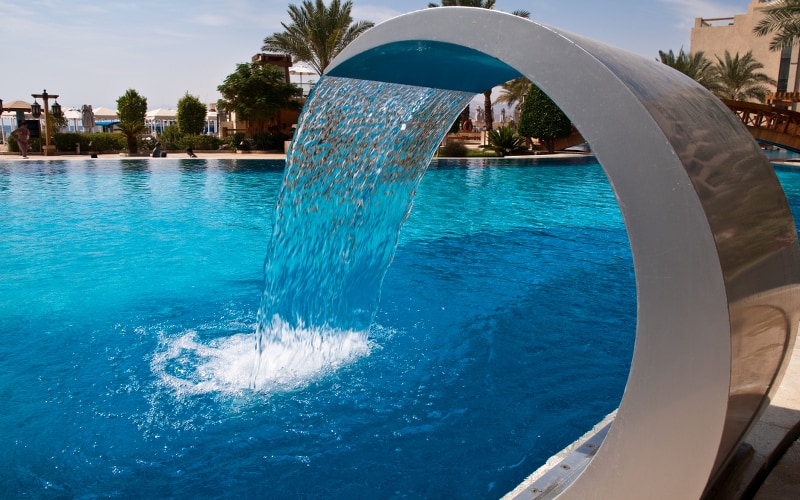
318, 7, 800, 498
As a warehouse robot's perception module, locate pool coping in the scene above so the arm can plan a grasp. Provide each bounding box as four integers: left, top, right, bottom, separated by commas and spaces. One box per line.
504, 339, 800, 499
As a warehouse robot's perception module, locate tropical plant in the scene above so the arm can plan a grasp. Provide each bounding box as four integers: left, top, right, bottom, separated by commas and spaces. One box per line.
262, 0, 374, 75
116, 89, 148, 154
46, 111, 69, 138
754, 0, 800, 51
428, 1, 530, 131
217, 62, 303, 134
658, 48, 721, 92
712, 50, 777, 103
495, 77, 531, 115
518, 84, 572, 154
481, 125, 527, 156
116, 122, 148, 154
176, 92, 208, 135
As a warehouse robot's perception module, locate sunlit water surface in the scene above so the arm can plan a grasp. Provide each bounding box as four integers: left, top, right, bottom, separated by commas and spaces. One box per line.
4, 153, 795, 497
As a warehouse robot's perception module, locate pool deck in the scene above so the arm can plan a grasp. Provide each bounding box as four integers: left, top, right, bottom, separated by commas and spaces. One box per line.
0, 150, 589, 161
704, 339, 800, 498
3, 149, 800, 497
0, 151, 288, 160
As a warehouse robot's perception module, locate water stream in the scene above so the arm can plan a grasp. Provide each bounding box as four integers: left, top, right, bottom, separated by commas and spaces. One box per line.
252, 77, 474, 390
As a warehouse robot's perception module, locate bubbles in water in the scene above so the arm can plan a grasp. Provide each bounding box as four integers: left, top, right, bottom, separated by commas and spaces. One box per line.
151, 330, 255, 395
151, 319, 372, 395
251, 314, 372, 391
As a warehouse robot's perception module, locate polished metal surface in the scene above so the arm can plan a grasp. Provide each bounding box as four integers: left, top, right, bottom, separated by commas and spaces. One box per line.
324, 7, 800, 498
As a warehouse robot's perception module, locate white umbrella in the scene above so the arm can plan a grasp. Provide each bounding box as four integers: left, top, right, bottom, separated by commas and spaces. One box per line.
63, 107, 82, 132
1, 101, 31, 143
289, 65, 317, 93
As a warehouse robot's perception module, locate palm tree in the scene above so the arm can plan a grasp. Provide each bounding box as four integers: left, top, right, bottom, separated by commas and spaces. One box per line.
494, 77, 531, 118
481, 125, 527, 156
428, 1, 530, 131
658, 48, 721, 92
754, 0, 800, 51
116, 88, 148, 154
262, 0, 374, 75
712, 50, 777, 103
116, 122, 148, 155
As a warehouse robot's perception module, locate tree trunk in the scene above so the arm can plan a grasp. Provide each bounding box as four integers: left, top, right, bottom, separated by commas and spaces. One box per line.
483, 90, 493, 131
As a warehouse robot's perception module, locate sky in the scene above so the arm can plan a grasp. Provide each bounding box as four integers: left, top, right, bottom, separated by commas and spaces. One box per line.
1, 0, 755, 110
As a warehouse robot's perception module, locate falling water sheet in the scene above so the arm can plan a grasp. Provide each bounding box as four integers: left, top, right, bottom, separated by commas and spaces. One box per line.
251, 76, 474, 390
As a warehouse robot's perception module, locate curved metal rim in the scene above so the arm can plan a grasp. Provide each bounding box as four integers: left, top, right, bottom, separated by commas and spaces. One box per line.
325, 7, 800, 497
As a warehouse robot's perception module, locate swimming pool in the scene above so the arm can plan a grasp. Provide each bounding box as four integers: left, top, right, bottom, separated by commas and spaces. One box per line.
2, 155, 789, 498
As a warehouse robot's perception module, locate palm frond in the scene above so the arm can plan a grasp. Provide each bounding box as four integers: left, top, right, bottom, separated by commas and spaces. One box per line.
261, 0, 374, 74
753, 0, 800, 50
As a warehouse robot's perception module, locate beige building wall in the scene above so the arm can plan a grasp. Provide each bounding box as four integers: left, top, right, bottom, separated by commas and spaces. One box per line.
690, 0, 800, 101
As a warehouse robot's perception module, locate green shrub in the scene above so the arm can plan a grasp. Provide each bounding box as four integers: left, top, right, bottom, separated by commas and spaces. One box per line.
52, 133, 83, 153
158, 125, 183, 150
231, 132, 248, 151
438, 140, 468, 157
252, 132, 285, 151
88, 133, 126, 153
7, 132, 124, 154
35, 132, 125, 153
219, 135, 238, 151
138, 135, 157, 153
7, 136, 41, 153
178, 134, 220, 151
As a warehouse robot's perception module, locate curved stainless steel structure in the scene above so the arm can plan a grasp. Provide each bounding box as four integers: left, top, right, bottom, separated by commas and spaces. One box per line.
324, 7, 800, 498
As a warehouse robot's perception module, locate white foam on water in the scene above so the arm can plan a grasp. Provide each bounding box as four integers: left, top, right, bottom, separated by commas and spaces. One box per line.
251, 315, 373, 392
151, 320, 372, 396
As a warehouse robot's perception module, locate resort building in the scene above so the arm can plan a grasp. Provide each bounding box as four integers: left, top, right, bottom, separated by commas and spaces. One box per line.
219, 53, 301, 138
691, 0, 800, 106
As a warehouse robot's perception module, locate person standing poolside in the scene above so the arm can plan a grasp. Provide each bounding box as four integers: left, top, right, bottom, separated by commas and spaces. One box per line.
13, 123, 30, 158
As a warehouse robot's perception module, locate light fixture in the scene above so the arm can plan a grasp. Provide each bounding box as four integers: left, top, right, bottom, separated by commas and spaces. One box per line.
51, 100, 62, 118
30, 100, 42, 118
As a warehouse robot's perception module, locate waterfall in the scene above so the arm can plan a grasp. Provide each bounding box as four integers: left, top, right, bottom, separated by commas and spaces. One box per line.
251, 76, 474, 389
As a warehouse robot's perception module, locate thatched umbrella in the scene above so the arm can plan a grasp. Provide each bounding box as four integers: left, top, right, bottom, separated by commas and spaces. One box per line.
1, 100, 32, 144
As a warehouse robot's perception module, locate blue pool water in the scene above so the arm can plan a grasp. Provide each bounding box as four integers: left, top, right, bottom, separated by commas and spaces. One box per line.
5, 155, 795, 497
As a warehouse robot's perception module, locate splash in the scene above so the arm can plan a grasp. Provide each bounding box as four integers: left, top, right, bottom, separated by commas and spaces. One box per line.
252, 76, 474, 389
151, 320, 372, 395
152, 330, 255, 395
